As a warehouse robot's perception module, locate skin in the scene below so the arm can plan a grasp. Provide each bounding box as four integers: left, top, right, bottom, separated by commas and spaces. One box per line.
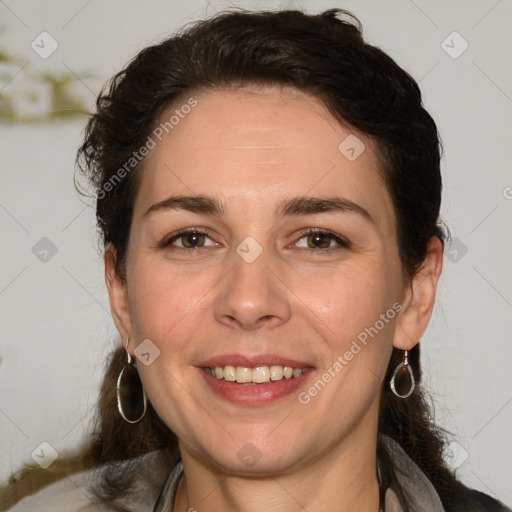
105, 84, 443, 512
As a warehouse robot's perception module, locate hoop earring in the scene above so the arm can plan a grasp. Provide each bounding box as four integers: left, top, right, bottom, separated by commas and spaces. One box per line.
390, 350, 416, 399
116, 339, 147, 423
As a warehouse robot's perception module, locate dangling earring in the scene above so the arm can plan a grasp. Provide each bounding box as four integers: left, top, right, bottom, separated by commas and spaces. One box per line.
390, 350, 416, 398
116, 338, 147, 423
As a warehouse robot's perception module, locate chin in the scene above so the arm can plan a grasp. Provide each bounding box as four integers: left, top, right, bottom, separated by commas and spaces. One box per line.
207, 448, 305, 476
192, 428, 312, 476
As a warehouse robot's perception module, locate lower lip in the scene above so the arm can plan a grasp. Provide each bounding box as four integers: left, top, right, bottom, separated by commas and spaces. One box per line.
198, 368, 314, 405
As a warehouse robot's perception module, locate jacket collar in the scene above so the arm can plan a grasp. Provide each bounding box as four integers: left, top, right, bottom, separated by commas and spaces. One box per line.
383, 436, 445, 512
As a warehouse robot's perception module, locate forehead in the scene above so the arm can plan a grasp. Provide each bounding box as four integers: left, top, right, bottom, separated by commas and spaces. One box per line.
133, 85, 395, 233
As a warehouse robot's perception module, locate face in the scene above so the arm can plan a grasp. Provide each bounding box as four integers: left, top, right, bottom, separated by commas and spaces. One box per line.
107, 84, 429, 475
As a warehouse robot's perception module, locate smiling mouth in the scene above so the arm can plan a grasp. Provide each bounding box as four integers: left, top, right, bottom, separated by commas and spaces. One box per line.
203, 364, 309, 384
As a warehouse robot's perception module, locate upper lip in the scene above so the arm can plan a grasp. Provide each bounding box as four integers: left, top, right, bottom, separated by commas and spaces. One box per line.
197, 353, 314, 369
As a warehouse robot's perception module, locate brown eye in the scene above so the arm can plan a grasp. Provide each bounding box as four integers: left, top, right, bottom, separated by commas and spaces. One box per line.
180, 232, 206, 248
306, 232, 331, 249
295, 229, 350, 251
162, 229, 216, 250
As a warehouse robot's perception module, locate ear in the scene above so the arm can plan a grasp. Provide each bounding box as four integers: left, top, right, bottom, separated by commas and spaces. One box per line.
393, 236, 444, 350
104, 243, 133, 346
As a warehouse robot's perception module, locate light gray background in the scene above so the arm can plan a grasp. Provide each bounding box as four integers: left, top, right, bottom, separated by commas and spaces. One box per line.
1, 0, 511, 505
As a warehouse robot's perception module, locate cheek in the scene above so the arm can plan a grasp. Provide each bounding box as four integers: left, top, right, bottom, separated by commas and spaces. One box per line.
127, 259, 209, 343
308, 261, 396, 338
300, 269, 399, 411
305, 261, 400, 399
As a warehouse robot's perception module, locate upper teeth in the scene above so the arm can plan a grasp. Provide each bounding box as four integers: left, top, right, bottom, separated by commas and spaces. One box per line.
206, 365, 304, 383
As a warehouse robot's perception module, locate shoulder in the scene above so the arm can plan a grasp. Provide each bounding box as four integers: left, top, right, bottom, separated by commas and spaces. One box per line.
5, 450, 172, 512
449, 483, 512, 512
380, 436, 511, 512
5, 468, 108, 512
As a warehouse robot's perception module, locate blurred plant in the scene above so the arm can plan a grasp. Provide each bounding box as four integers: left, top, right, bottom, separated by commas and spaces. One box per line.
0, 38, 95, 123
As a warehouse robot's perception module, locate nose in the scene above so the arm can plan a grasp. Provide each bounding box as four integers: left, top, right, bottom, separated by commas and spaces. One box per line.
213, 242, 291, 331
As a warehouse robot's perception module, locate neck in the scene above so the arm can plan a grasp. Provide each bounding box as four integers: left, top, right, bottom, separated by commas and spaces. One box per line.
174, 421, 381, 512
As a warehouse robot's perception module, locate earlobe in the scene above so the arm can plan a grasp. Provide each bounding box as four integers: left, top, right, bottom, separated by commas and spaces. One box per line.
104, 243, 133, 344
393, 236, 444, 351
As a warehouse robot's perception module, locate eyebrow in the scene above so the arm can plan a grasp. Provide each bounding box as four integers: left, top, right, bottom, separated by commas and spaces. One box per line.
143, 194, 374, 224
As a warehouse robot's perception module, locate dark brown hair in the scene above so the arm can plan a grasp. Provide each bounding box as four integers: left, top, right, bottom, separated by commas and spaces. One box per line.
3, 7, 485, 512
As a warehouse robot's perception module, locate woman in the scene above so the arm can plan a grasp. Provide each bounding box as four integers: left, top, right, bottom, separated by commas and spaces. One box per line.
2, 7, 510, 512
